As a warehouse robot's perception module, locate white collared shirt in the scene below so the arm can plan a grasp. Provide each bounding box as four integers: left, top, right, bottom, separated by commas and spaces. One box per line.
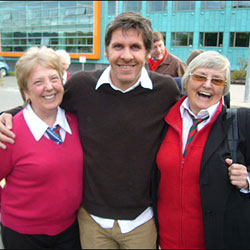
92, 66, 154, 234
23, 104, 72, 142
180, 98, 219, 153
95, 66, 153, 93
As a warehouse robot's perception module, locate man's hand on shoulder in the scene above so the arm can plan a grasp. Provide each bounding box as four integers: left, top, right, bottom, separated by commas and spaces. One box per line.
0, 113, 15, 149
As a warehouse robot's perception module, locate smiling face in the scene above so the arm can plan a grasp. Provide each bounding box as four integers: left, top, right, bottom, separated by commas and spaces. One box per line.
104, 28, 150, 91
24, 64, 64, 121
187, 67, 225, 115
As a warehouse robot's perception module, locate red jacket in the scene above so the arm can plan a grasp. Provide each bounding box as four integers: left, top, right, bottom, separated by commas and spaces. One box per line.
157, 96, 222, 249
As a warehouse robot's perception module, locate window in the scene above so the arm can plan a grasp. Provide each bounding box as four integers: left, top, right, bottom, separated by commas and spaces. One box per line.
108, 1, 116, 15
232, 1, 250, 8
201, 1, 226, 10
124, 1, 142, 12
173, 1, 195, 11
171, 32, 193, 46
147, 1, 168, 12
230, 32, 250, 47
199, 32, 223, 47
0, 1, 100, 58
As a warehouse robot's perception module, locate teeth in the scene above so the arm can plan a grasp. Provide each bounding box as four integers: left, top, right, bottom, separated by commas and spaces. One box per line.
199, 92, 211, 97
120, 65, 133, 69
44, 94, 55, 100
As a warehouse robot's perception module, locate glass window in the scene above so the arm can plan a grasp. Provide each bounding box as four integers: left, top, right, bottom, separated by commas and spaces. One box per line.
232, 1, 250, 8
42, 2, 57, 9
108, 1, 116, 15
201, 1, 226, 10
60, 1, 76, 8
147, 1, 168, 12
0, 1, 96, 55
230, 32, 250, 47
124, 1, 142, 12
171, 32, 193, 46
199, 32, 223, 47
173, 1, 195, 11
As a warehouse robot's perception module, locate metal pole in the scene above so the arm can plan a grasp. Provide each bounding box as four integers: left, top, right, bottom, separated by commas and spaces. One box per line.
244, 38, 250, 102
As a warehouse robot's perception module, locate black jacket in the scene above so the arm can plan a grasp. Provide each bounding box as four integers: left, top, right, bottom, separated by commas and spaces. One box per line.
153, 106, 250, 249
200, 106, 250, 249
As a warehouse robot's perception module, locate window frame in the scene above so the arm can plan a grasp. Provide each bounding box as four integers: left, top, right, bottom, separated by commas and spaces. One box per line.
124, 1, 142, 13
230, 32, 250, 47
173, 1, 195, 11
171, 32, 194, 46
201, 1, 226, 10
232, 1, 250, 9
199, 32, 224, 47
147, 1, 168, 13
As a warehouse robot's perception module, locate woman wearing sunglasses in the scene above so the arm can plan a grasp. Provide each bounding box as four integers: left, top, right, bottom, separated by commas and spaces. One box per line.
156, 51, 250, 249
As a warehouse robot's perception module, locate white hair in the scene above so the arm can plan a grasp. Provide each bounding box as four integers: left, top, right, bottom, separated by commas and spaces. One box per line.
181, 51, 231, 96
55, 49, 71, 65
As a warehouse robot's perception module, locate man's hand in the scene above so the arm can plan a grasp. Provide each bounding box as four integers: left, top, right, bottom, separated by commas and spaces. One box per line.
226, 158, 249, 189
0, 113, 15, 149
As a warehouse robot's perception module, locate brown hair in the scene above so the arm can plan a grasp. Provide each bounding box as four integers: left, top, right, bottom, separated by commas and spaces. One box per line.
152, 31, 164, 43
105, 12, 153, 53
186, 49, 205, 66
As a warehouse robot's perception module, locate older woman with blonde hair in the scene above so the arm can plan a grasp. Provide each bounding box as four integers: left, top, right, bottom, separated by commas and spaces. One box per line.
0, 46, 83, 249
156, 51, 250, 249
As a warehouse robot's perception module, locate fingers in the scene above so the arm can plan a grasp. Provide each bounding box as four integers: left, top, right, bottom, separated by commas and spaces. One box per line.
0, 113, 15, 149
1, 113, 13, 130
228, 162, 248, 189
225, 158, 233, 166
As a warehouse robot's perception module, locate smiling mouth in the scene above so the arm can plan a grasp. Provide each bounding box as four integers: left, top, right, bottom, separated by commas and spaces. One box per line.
118, 64, 135, 69
198, 91, 212, 98
43, 94, 56, 100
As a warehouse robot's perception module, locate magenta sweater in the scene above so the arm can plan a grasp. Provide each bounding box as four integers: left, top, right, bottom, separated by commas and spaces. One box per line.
0, 111, 83, 235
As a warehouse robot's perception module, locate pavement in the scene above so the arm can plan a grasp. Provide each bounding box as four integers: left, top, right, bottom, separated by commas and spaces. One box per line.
1, 75, 250, 111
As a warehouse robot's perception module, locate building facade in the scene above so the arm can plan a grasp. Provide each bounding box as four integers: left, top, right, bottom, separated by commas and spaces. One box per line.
0, 1, 249, 72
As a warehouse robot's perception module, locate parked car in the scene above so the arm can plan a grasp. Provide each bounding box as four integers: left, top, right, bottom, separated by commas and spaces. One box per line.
0, 57, 9, 77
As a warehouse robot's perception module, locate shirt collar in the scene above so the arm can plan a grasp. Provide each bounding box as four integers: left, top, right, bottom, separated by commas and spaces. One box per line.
23, 104, 72, 141
95, 66, 153, 93
180, 97, 220, 122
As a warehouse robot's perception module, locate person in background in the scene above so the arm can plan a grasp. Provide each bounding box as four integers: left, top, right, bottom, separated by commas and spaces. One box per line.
0, 12, 180, 249
156, 51, 250, 249
186, 49, 205, 66
0, 46, 83, 249
147, 31, 186, 77
55, 49, 71, 85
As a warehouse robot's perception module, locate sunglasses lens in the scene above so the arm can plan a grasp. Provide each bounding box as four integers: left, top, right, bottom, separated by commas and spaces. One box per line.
193, 74, 207, 82
192, 74, 225, 86
211, 79, 225, 86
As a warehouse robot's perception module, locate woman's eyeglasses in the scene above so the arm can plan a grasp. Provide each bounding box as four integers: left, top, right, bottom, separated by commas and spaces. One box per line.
189, 73, 226, 86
